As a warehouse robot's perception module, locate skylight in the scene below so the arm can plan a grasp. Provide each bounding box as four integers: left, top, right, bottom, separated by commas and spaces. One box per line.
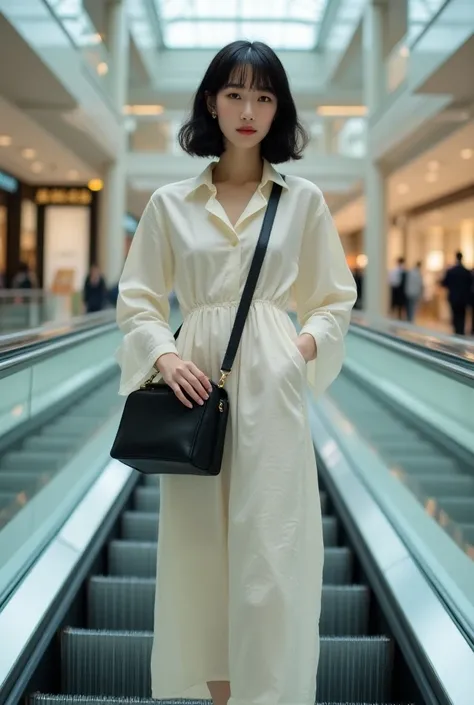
156, 0, 330, 50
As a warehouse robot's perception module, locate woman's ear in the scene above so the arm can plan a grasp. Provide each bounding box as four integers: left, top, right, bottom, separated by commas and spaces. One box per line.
205, 92, 216, 117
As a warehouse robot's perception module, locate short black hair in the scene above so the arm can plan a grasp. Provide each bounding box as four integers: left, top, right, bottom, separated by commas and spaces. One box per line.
178, 40, 308, 164
456, 251, 463, 262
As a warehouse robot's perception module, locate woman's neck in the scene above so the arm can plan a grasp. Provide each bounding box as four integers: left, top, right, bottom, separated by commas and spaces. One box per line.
212, 145, 263, 186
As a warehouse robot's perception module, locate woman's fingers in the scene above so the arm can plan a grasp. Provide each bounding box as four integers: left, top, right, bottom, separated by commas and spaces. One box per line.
170, 382, 193, 409
172, 361, 212, 408
187, 362, 213, 394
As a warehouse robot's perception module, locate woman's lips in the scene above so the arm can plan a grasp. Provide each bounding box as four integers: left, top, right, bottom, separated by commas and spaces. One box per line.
237, 127, 256, 134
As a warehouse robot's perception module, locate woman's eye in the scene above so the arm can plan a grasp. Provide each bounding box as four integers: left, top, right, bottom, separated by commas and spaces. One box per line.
228, 93, 240, 99
259, 96, 272, 103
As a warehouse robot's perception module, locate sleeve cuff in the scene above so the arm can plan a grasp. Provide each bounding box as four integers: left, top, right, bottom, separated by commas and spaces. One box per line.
116, 340, 179, 396
300, 315, 345, 399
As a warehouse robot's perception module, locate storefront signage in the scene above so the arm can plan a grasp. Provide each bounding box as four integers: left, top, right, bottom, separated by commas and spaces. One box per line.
35, 187, 92, 206
0, 170, 18, 193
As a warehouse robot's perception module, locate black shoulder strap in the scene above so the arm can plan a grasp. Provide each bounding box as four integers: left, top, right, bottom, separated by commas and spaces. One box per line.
173, 180, 284, 380
221, 181, 283, 375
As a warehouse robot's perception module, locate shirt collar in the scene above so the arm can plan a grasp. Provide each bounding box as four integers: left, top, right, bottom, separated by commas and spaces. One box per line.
185, 159, 289, 197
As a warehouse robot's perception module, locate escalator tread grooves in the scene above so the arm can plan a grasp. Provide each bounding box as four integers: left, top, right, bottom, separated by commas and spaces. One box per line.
31, 697, 410, 705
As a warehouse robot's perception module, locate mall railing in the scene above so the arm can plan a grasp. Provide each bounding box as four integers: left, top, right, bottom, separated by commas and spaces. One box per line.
0, 311, 122, 606
385, 0, 451, 96
0, 289, 87, 334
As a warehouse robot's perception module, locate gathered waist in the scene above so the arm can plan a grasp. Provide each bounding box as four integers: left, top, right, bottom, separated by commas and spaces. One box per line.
183, 298, 288, 319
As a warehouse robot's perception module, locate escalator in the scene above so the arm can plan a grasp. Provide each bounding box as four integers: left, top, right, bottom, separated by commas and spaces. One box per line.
2, 313, 471, 704
25, 470, 414, 705
328, 370, 474, 553
0, 374, 121, 528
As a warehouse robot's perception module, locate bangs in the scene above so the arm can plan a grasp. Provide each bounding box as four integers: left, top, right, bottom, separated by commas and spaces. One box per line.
223, 61, 275, 94
213, 45, 277, 94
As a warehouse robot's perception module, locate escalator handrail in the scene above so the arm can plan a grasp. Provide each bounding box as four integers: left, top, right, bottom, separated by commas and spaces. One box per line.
0, 310, 116, 352
350, 319, 474, 386
0, 315, 118, 381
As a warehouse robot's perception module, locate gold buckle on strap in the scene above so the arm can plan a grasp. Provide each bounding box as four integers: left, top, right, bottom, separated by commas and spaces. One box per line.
218, 370, 230, 388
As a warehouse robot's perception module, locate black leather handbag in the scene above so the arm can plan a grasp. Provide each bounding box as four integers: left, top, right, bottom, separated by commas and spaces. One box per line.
110, 182, 283, 476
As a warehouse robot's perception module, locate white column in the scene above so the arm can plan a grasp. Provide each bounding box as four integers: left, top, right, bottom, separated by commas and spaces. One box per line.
362, 0, 388, 315
107, 0, 130, 111
363, 0, 385, 115
100, 0, 129, 286
364, 161, 389, 315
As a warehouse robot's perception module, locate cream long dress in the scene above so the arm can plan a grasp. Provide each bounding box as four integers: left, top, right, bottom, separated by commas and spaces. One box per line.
115, 159, 357, 705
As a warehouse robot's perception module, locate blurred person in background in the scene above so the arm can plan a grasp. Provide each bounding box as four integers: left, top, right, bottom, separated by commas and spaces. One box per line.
352, 267, 364, 310
389, 256, 407, 319
83, 263, 107, 313
469, 267, 474, 336
441, 251, 472, 335
405, 261, 423, 323
12, 261, 37, 289
115, 39, 356, 705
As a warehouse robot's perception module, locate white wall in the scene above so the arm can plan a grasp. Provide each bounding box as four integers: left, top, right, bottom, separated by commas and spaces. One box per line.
44, 206, 90, 292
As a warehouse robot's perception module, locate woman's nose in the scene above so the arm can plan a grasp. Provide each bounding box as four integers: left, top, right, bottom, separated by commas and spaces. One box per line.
241, 100, 254, 120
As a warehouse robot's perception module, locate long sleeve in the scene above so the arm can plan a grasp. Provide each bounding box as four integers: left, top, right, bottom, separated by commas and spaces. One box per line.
292, 196, 357, 399
115, 192, 178, 395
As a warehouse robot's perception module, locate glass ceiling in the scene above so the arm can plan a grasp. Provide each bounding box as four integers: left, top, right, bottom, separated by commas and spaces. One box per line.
156, 0, 331, 50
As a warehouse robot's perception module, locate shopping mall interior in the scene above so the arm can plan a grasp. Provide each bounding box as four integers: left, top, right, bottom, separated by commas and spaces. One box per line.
0, 2, 473, 705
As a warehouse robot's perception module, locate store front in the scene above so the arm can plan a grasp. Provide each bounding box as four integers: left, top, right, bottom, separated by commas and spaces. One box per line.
0, 169, 20, 287
33, 185, 99, 294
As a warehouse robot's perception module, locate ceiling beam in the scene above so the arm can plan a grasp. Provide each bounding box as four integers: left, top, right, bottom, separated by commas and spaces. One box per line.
143, 0, 164, 48
316, 0, 343, 50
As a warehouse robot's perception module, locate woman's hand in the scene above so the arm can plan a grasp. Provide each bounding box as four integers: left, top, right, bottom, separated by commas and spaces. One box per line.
155, 353, 213, 409
296, 333, 317, 363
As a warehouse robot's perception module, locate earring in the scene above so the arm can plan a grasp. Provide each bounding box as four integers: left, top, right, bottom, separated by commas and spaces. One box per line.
211, 110, 217, 119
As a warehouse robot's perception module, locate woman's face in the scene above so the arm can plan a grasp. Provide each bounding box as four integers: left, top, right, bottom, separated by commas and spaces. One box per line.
213, 68, 277, 151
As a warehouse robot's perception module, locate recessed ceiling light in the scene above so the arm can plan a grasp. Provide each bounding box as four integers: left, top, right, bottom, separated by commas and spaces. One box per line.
88, 178, 104, 191
316, 105, 367, 117
425, 172, 438, 183
123, 104, 165, 116
22, 148, 36, 160
67, 169, 79, 179
427, 159, 440, 171
0, 135, 12, 147
397, 183, 409, 195
461, 148, 473, 160
97, 62, 108, 76
31, 161, 43, 173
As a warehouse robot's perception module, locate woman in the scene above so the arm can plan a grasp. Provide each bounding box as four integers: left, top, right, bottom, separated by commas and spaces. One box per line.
116, 41, 356, 705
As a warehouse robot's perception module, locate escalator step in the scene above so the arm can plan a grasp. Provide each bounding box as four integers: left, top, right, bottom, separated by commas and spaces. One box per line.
121, 513, 159, 543
0, 491, 17, 509
142, 475, 160, 486
133, 488, 160, 513
30, 695, 409, 705
108, 541, 353, 584
461, 524, 474, 546
121, 511, 339, 546
87, 577, 368, 636
0, 472, 48, 492
409, 474, 474, 498
0, 450, 67, 471
389, 456, 460, 474
133, 487, 329, 516
60, 628, 392, 701
22, 436, 80, 452
437, 498, 474, 524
